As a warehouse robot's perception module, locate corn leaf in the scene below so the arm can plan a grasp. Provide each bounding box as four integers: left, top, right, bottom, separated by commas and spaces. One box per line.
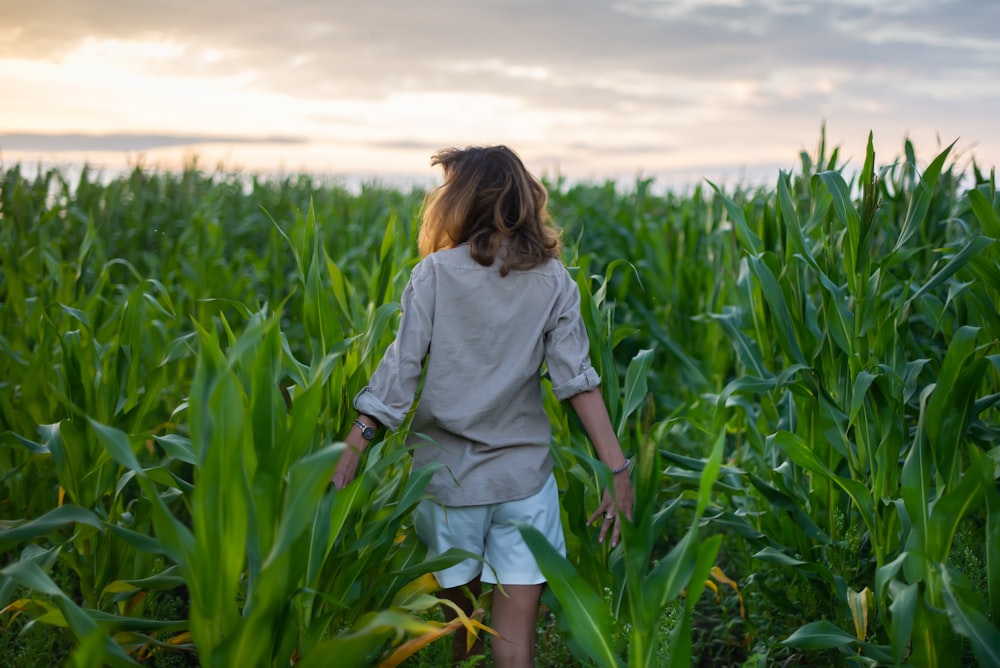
0, 504, 103, 541
939, 566, 1000, 668
517, 523, 623, 667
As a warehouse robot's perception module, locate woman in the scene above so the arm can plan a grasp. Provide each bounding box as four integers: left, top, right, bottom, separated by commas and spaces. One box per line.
332, 145, 633, 667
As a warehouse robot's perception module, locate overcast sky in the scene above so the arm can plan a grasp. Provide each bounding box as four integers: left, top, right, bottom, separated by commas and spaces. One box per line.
1, 0, 997, 187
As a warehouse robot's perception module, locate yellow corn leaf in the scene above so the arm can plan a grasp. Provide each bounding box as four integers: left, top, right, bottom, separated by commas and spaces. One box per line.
705, 579, 719, 600
168, 631, 194, 645
847, 587, 873, 643
102, 580, 140, 596
125, 591, 147, 617
135, 643, 153, 662
149, 421, 174, 435
1, 598, 36, 616
378, 614, 496, 668
461, 611, 497, 653
391, 573, 440, 610
408, 572, 440, 596
433, 600, 497, 653
3, 598, 65, 627
58, 486, 65, 507
35, 606, 69, 628
134, 631, 194, 663
710, 565, 745, 619
378, 617, 460, 667
710, 565, 739, 591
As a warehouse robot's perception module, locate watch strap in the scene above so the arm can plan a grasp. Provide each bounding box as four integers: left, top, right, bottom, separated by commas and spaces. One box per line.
353, 418, 376, 439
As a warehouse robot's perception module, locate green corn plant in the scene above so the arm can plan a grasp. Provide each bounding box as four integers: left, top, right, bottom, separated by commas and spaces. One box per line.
711, 135, 1000, 664
2, 259, 191, 622
3, 137, 997, 666
77, 306, 466, 666
529, 256, 730, 667
550, 177, 740, 427
0, 167, 461, 664
520, 426, 725, 668
546, 254, 642, 589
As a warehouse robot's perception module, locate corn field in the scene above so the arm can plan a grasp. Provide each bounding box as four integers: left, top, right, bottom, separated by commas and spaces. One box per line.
1, 132, 998, 667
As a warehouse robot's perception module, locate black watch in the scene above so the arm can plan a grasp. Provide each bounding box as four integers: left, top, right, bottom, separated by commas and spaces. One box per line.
353, 418, 376, 440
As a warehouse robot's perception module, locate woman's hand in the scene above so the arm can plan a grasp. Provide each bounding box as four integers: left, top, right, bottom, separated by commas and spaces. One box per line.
587, 472, 634, 548
568, 390, 636, 548
330, 446, 361, 490
330, 420, 373, 491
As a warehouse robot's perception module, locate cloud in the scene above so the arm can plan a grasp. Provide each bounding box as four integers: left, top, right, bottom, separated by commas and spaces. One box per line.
6, 1, 996, 98
1, 0, 997, 175
0, 132, 304, 152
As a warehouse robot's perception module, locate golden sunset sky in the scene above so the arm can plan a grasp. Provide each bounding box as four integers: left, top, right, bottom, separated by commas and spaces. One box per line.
2, 0, 998, 188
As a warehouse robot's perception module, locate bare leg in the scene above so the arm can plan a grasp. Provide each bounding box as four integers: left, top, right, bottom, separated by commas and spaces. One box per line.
439, 577, 483, 666
490, 583, 543, 668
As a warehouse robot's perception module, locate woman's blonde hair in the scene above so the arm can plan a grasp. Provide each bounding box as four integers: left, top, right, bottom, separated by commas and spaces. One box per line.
418, 145, 561, 275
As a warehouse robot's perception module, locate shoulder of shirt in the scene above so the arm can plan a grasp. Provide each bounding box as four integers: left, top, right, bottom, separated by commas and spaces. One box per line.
422, 246, 570, 278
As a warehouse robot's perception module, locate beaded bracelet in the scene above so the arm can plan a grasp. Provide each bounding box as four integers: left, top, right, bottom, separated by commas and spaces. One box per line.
612, 458, 632, 475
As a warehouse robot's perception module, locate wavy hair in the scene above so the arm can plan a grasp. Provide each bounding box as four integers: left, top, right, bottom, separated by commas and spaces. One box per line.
418, 145, 561, 275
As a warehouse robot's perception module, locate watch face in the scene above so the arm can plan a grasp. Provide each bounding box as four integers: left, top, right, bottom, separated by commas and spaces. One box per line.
355, 419, 376, 440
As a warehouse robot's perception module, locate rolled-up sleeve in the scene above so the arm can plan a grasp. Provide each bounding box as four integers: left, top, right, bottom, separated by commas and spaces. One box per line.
544, 276, 601, 400
353, 260, 435, 430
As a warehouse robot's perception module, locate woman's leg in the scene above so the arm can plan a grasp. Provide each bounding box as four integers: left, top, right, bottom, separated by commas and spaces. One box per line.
413, 500, 491, 664
490, 583, 543, 668
440, 577, 483, 665
482, 477, 562, 667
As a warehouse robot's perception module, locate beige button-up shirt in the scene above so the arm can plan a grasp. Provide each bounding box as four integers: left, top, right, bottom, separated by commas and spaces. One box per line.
354, 244, 600, 506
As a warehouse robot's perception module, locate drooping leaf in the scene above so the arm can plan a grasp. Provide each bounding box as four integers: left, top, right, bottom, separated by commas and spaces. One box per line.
517, 523, 623, 667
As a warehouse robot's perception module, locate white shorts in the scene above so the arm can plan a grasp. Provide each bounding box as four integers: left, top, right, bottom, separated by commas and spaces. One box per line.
413, 474, 566, 588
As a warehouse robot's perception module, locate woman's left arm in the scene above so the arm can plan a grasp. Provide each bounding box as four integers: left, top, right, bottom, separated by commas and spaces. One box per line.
331, 261, 435, 490
568, 388, 634, 547
330, 414, 379, 489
